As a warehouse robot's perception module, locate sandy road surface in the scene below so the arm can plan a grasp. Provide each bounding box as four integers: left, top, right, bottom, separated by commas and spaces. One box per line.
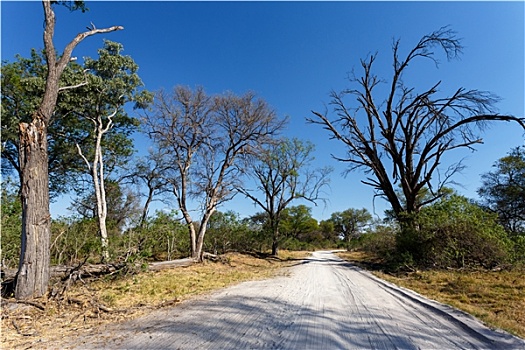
60, 251, 523, 349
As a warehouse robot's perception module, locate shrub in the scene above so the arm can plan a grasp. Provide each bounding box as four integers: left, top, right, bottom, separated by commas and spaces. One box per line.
402, 195, 512, 269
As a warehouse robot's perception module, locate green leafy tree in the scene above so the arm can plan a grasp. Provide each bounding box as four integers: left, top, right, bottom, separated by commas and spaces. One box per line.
14, 0, 122, 300
279, 205, 323, 250
129, 210, 189, 261
205, 211, 252, 254
318, 219, 338, 245
328, 208, 372, 245
479, 147, 525, 236
238, 138, 331, 255
72, 40, 151, 261
280, 205, 318, 240
1, 50, 87, 197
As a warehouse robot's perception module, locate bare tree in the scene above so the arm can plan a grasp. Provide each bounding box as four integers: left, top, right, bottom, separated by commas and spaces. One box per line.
309, 26, 525, 228
16, 0, 122, 300
144, 86, 213, 257
237, 138, 331, 255
144, 86, 285, 260
128, 149, 171, 228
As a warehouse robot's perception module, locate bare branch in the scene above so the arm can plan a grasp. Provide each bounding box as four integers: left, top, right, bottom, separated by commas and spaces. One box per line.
310, 26, 523, 219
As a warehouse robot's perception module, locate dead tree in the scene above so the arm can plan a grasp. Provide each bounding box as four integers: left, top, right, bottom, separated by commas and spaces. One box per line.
309, 26, 525, 226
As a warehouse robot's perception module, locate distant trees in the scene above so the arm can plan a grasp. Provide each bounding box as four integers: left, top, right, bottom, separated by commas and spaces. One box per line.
309, 26, 525, 259
328, 208, 372, 245
280, 205, 319, 241
237, 138, 331, 255
143, 86, 285, 260
205, 211, 253, 254
13, 0, 123, 300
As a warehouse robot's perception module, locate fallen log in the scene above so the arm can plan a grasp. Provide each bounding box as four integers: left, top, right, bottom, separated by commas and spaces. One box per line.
148, 258, 195, 271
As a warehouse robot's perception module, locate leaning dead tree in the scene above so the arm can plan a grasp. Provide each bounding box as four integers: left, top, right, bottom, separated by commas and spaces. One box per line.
16, 0, 122, 300
309, 26, 525, 225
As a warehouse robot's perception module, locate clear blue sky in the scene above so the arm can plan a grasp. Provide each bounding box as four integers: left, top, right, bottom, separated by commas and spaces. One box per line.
2, 1, 524, 221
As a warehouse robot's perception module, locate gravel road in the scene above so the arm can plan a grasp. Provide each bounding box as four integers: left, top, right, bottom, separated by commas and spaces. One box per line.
65, 251, 524, 349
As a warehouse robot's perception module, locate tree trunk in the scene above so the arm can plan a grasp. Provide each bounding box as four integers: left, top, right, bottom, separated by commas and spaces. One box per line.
193, 231, 205, 261
271, 223, 280, 256
193, 209, 214, 261
139, 188, 154, 228
14, 0, 123, 300
271, 240, 279, 256
92, 125, 110, 262
180, 207, 197, 257
16, 119, 51, 300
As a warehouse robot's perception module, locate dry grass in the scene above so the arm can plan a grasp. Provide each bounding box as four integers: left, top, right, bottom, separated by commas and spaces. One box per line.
1, 251, 308, 349
338, 251, 525, 339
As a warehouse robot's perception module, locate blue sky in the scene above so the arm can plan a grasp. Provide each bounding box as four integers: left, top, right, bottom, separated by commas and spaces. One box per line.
2, 1, 524, 221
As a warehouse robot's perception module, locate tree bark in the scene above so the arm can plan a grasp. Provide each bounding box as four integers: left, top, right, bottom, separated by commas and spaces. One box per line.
271, 220, 280, 256
92, 119, 110, 262
193, 208, 215, 261
16, 119, 51, 300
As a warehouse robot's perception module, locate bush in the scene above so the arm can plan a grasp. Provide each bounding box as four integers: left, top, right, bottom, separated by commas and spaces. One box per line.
398, 195, 512, 269
356, 226, 396, 259
50, 217, 102, 265
122, 210, 190, 261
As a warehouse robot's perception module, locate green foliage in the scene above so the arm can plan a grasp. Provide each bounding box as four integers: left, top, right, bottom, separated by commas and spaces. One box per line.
327, 208, 372, 246
50, 217, 101, 265
1, 180, 22, 268
479, 146, 525, 236
279, 205, 318, 240
205, 211, 255, 254
397, 195, 513, 268
72, 40, 150, 176
246, 207, 337, 252
352, 224, 397, 259
1, 50, 88, 196
124, 210, 189, 261
53, 1, 88, 13
49, 210, 190, 265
